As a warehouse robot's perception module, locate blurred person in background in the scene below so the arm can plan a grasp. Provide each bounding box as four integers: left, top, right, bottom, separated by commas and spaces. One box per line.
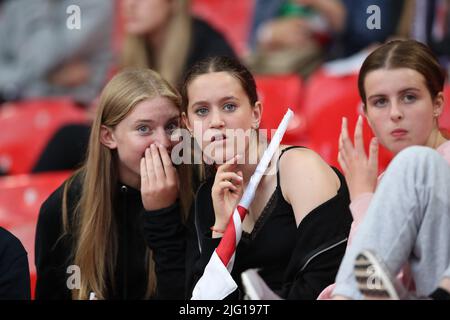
32, 0, 237, 175
0, 0, 113, 106
245, 0, 346, 77
121, 0, 236, 88
247, 0, 407, 68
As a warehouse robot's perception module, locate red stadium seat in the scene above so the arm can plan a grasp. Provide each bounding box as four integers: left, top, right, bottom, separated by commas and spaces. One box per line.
0, 171, 72, 298
191, 0, 254, 56
0, 98, 89, 175
303, 69, 393, 172
255, 74, 307, 145
442, 84, 450, 131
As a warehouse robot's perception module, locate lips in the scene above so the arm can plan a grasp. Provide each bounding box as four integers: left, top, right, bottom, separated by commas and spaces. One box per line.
210, 133, 227, 143
390, 128, 408, 138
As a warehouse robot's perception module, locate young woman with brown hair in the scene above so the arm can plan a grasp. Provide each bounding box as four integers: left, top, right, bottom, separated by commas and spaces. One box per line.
331, 39, 450, 299
181, 56, 353, 299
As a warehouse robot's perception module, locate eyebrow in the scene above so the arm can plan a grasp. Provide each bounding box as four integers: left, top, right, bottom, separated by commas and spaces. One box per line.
133, 115, 180, 125
367, 88, 421, 100
191, 96, 238, 108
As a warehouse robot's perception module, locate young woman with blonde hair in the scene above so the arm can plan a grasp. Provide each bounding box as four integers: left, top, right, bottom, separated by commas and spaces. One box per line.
35, 69, 191, 299
121, 0, 236, 87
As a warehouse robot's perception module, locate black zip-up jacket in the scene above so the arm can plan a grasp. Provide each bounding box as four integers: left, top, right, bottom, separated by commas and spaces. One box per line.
35, 173, 185, 300
185, 164, 353, 300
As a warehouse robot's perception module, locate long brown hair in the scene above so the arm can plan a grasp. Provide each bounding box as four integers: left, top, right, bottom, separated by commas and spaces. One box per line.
180, 56, 262, 179
62, 69, 192, 299
180, 56, 259, 113
121, 0, 192, 86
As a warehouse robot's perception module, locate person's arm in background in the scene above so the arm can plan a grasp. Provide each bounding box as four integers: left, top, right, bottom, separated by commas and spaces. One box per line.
248, 0, 345, 51
297, 0, 346, 33
247, 0, 284, 51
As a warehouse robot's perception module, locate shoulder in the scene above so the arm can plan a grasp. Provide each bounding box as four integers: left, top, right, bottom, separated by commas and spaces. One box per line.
38, 172, 82, 232
278, 146, 339, 187
190, 17, 236, 58
0, 227, 27, 258
277, 146, 343, 224
437, 140, 450, 164
192, 18, 222, 38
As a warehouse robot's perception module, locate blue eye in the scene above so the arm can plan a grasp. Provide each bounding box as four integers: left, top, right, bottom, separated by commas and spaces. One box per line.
223, 103, 236, 112
403, 94, 417, 103
373, 98, 388, 108
195, 107, 209, 116
165, 122, 179, 134
138, 126, 151, 134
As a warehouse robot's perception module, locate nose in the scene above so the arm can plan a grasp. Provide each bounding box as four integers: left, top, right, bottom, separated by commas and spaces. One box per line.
123, 0, 132, 10
390, 102, 404, 121
122, 0, 136, 16
209, 109, 225, 129
153, 128, 172, 150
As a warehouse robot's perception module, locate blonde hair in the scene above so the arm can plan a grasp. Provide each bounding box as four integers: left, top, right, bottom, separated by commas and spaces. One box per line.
62, 69, 192, 300
121, 0, 192, 86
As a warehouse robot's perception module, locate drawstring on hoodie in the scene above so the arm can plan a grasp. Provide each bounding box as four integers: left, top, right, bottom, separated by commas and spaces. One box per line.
120, 185, 128, 299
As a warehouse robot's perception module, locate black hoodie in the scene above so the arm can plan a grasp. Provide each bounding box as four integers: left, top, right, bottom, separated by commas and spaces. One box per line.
34, 173, 185, 300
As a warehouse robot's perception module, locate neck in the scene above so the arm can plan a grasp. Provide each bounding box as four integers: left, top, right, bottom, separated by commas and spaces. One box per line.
147, 22, 169, 57
238, 137, 265, 184
118, 169, 140, 190
238, 162, 258, 185
426, 128, 448, 150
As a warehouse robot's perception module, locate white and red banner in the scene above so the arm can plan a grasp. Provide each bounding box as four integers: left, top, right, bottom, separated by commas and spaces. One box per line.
192, 109, 294, 300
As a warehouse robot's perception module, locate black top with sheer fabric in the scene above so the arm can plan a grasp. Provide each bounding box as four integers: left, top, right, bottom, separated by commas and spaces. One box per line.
186, 146, 353, 299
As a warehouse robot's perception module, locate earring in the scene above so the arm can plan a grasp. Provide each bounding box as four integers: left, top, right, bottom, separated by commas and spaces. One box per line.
254, 123, 259, 130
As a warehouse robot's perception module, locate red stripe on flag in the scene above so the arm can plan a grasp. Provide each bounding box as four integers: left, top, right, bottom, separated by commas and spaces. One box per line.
216, 205, 248, 266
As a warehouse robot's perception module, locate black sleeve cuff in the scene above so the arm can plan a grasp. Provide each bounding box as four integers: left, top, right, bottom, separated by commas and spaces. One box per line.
142, 201, 184, 250
197, 230, 222, 268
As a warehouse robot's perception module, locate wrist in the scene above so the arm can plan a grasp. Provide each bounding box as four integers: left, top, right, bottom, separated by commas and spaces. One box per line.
211, 227, 224, 239
210, 225, 225, 233
144, 199, 177, 211
213, 221, 228, 232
